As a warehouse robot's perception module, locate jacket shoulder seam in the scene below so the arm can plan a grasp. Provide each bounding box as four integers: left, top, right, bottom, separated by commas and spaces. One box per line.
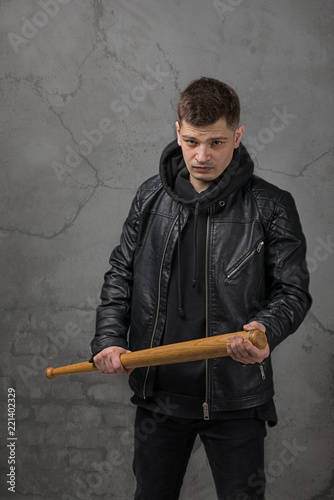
136, 175, 162, 207
246, 176, 289, 228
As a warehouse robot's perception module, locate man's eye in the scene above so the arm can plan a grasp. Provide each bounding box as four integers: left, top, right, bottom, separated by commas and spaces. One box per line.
186, 140, 196, 146
212, 141, 222, 146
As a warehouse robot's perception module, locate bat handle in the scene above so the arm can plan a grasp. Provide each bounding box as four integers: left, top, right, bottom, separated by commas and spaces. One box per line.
45, 362, 98, 379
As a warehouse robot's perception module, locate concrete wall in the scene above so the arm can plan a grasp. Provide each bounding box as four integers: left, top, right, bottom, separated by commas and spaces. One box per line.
1, 0, 333, 498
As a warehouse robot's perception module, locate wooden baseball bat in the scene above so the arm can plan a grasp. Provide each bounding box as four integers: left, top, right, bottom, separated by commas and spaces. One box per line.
45, 329, 266, 379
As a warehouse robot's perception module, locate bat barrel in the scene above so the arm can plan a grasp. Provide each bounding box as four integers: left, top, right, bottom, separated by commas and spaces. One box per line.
120, 329, 266, 369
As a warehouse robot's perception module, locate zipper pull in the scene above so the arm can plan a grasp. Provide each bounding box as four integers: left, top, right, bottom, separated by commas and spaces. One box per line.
203, 402, 210, 420
259, 364, 266, 380
257, 241, 264, 252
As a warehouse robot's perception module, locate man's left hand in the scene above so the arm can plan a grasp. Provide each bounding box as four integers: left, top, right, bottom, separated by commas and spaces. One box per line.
226, 321, 270, 364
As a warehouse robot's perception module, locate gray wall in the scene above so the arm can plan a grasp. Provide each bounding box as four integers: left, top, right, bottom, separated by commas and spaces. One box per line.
1, 0, 333, 498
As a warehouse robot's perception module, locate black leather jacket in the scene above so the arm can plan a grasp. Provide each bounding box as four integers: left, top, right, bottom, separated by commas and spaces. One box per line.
91, 141, 312, 413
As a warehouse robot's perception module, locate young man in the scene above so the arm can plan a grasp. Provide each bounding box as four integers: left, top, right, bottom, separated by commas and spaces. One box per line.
90, 78, 312, 499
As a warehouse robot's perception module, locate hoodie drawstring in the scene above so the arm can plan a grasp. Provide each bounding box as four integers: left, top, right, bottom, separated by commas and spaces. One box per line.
192, 200, 200, 289
177, 201, 201, 317
177, 206, 185, 318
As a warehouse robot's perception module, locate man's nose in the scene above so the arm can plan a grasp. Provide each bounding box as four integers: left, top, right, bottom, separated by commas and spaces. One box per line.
196, 145, 210, 163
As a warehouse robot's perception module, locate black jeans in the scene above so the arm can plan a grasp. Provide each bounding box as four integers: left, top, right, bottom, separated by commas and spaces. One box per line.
133, 407, 267, 500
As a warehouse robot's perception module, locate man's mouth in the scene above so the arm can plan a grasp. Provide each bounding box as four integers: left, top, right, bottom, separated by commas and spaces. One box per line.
192, 166, 213, 173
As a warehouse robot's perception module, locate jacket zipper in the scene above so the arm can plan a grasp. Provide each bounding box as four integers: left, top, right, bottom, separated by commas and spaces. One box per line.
203, 212, 210, 420
259, 363, 266, 380
142, 210, 181, 399
227, 240, 264, 280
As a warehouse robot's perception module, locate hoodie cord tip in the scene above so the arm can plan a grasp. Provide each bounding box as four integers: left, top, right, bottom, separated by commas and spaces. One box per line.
178, 307, 185, 318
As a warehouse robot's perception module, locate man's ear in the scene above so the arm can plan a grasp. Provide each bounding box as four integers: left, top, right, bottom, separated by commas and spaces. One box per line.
234, 125, 244, 148
175, 121, 182, 146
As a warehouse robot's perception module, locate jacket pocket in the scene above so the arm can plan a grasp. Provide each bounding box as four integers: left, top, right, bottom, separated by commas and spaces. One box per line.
226, 240, 264, 280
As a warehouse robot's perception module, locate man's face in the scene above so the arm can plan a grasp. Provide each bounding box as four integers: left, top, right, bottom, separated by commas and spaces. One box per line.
176, 118, 244, 193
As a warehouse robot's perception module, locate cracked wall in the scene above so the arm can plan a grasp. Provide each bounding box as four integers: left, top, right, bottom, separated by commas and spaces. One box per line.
1, 0, 333, 499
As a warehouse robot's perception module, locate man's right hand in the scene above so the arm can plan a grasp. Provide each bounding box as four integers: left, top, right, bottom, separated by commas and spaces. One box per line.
93, 346, 133, 375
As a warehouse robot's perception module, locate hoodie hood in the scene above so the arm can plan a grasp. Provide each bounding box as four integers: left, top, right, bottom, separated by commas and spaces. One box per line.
159, 139, 254, 209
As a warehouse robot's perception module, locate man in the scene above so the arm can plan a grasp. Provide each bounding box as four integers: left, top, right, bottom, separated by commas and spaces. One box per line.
90, 77, 312, 500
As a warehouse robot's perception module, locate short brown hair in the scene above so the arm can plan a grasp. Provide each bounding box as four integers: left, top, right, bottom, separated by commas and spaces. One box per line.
177, 77, 240, 130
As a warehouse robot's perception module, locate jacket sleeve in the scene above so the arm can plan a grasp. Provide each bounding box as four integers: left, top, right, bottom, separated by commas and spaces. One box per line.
90, 189, 141, 357
251, 191, 312, 352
